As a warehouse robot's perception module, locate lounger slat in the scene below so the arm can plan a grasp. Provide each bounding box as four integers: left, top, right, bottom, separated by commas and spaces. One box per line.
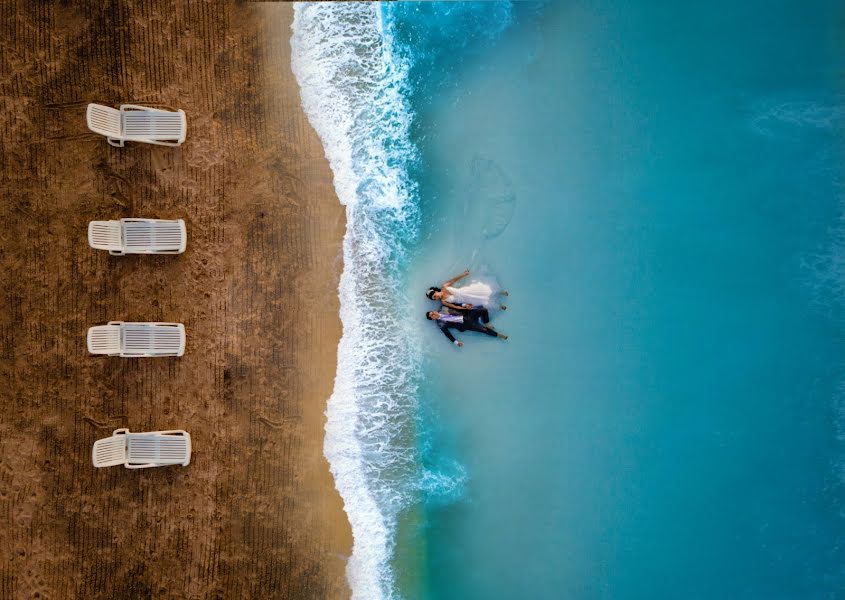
123, 221, 185, 252
87, 325, 122, 355
88, 221, 123, 252
122, 324, 184, 355
121, 108, 185, 143
127, 435, 189, 465
92, 435, 127, 468
86, 104, 122, 138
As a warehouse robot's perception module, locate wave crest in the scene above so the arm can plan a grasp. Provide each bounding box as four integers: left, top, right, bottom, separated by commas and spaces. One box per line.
292, 3, 420, 599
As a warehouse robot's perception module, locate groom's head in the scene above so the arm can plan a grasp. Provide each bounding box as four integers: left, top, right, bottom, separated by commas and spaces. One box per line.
426, 311, 440, 320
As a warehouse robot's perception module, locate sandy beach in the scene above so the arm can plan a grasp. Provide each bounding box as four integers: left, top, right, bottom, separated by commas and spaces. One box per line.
0, 2, 351, 598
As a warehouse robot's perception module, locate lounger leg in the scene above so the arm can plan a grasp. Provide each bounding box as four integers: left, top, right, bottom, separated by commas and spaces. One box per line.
142, 139, 182, 147
106, 137, 125, 147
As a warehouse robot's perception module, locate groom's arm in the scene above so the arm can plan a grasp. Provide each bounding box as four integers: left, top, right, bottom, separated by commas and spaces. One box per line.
437, 322, 462, 347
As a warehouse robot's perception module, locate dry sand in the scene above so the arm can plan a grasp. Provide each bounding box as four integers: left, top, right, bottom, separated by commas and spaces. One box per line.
0, 2, 352, 598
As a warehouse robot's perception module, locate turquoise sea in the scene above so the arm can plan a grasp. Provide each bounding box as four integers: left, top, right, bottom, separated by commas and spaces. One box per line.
292, 1, 845, 598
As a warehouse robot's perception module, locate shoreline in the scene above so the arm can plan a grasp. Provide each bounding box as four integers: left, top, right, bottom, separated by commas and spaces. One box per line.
0, 3, 351, 598
290, 4, 425, 597
260, 0, 354, 591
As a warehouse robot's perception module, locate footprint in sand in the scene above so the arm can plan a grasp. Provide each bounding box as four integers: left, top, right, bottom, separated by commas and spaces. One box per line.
469, 155, 516, 240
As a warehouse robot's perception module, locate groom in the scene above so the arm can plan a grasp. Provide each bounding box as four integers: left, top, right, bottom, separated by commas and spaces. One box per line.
426, 306, 507, 347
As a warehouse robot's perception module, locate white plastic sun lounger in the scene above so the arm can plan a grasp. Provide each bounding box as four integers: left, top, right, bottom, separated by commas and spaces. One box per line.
86, 103, 187, 147
88, 219, 187, 255
92, 428, 191, 469
87, 322, 186, 357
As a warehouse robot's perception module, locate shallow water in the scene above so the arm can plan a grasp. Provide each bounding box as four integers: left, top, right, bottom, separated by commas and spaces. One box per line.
295, 1, 845, 598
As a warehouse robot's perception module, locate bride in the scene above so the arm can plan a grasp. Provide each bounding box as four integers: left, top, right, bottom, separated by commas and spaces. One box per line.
427, 269, 508, 310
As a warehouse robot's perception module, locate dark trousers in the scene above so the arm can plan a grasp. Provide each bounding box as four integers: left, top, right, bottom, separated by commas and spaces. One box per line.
464, 308, 496, 336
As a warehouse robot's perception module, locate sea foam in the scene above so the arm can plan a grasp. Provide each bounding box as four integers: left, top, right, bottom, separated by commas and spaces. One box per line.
291, 4, 421, 599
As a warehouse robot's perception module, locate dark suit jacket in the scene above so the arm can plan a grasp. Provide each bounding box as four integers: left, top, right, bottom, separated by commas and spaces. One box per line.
434, 307, 490, 344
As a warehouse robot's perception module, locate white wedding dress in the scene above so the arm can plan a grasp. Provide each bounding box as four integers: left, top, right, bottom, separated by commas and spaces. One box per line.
444, 280, 496, 307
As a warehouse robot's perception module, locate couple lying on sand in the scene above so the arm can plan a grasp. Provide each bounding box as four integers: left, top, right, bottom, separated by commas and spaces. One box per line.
425, 269, 509, 348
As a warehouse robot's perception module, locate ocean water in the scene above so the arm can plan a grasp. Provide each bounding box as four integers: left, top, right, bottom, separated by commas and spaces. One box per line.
292, 1, 845, 599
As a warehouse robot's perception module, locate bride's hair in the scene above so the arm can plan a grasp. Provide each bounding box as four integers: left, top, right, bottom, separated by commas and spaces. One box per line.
426, 287, 441, 300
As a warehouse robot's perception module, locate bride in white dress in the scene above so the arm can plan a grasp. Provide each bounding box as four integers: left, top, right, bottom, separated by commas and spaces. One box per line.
427, 269, 508, 310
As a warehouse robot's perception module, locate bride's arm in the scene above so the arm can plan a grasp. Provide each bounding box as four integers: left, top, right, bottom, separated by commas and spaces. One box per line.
441, 300, 467, 310
442, 269, 470, 287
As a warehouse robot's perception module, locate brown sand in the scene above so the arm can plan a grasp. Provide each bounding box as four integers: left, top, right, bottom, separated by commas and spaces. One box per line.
0, 2, 352, 598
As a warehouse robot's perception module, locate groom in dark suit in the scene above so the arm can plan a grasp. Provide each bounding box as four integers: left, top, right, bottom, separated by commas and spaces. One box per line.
426, 306, 507, 347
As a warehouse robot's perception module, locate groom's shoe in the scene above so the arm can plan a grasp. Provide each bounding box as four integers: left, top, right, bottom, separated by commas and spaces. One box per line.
498, 333, 508, 340
500, 305, 507, 310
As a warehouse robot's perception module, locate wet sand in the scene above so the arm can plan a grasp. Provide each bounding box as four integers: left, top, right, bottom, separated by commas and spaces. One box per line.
0, 2, 351, 598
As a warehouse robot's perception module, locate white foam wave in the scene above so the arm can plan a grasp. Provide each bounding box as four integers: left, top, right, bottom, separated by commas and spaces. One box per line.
751, 97, 845, 137
291, 3, 420, 599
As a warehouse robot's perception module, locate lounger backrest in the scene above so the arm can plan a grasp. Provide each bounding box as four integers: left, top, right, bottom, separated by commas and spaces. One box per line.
86, 104, 122, 138
126, 431, 191, 468
122, 109, 186, 143
123, 219, 186, 254
92, 432, 128, 467
121, 323, 185, 357
88, 221, 123, 252
87, 325, 122, 355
